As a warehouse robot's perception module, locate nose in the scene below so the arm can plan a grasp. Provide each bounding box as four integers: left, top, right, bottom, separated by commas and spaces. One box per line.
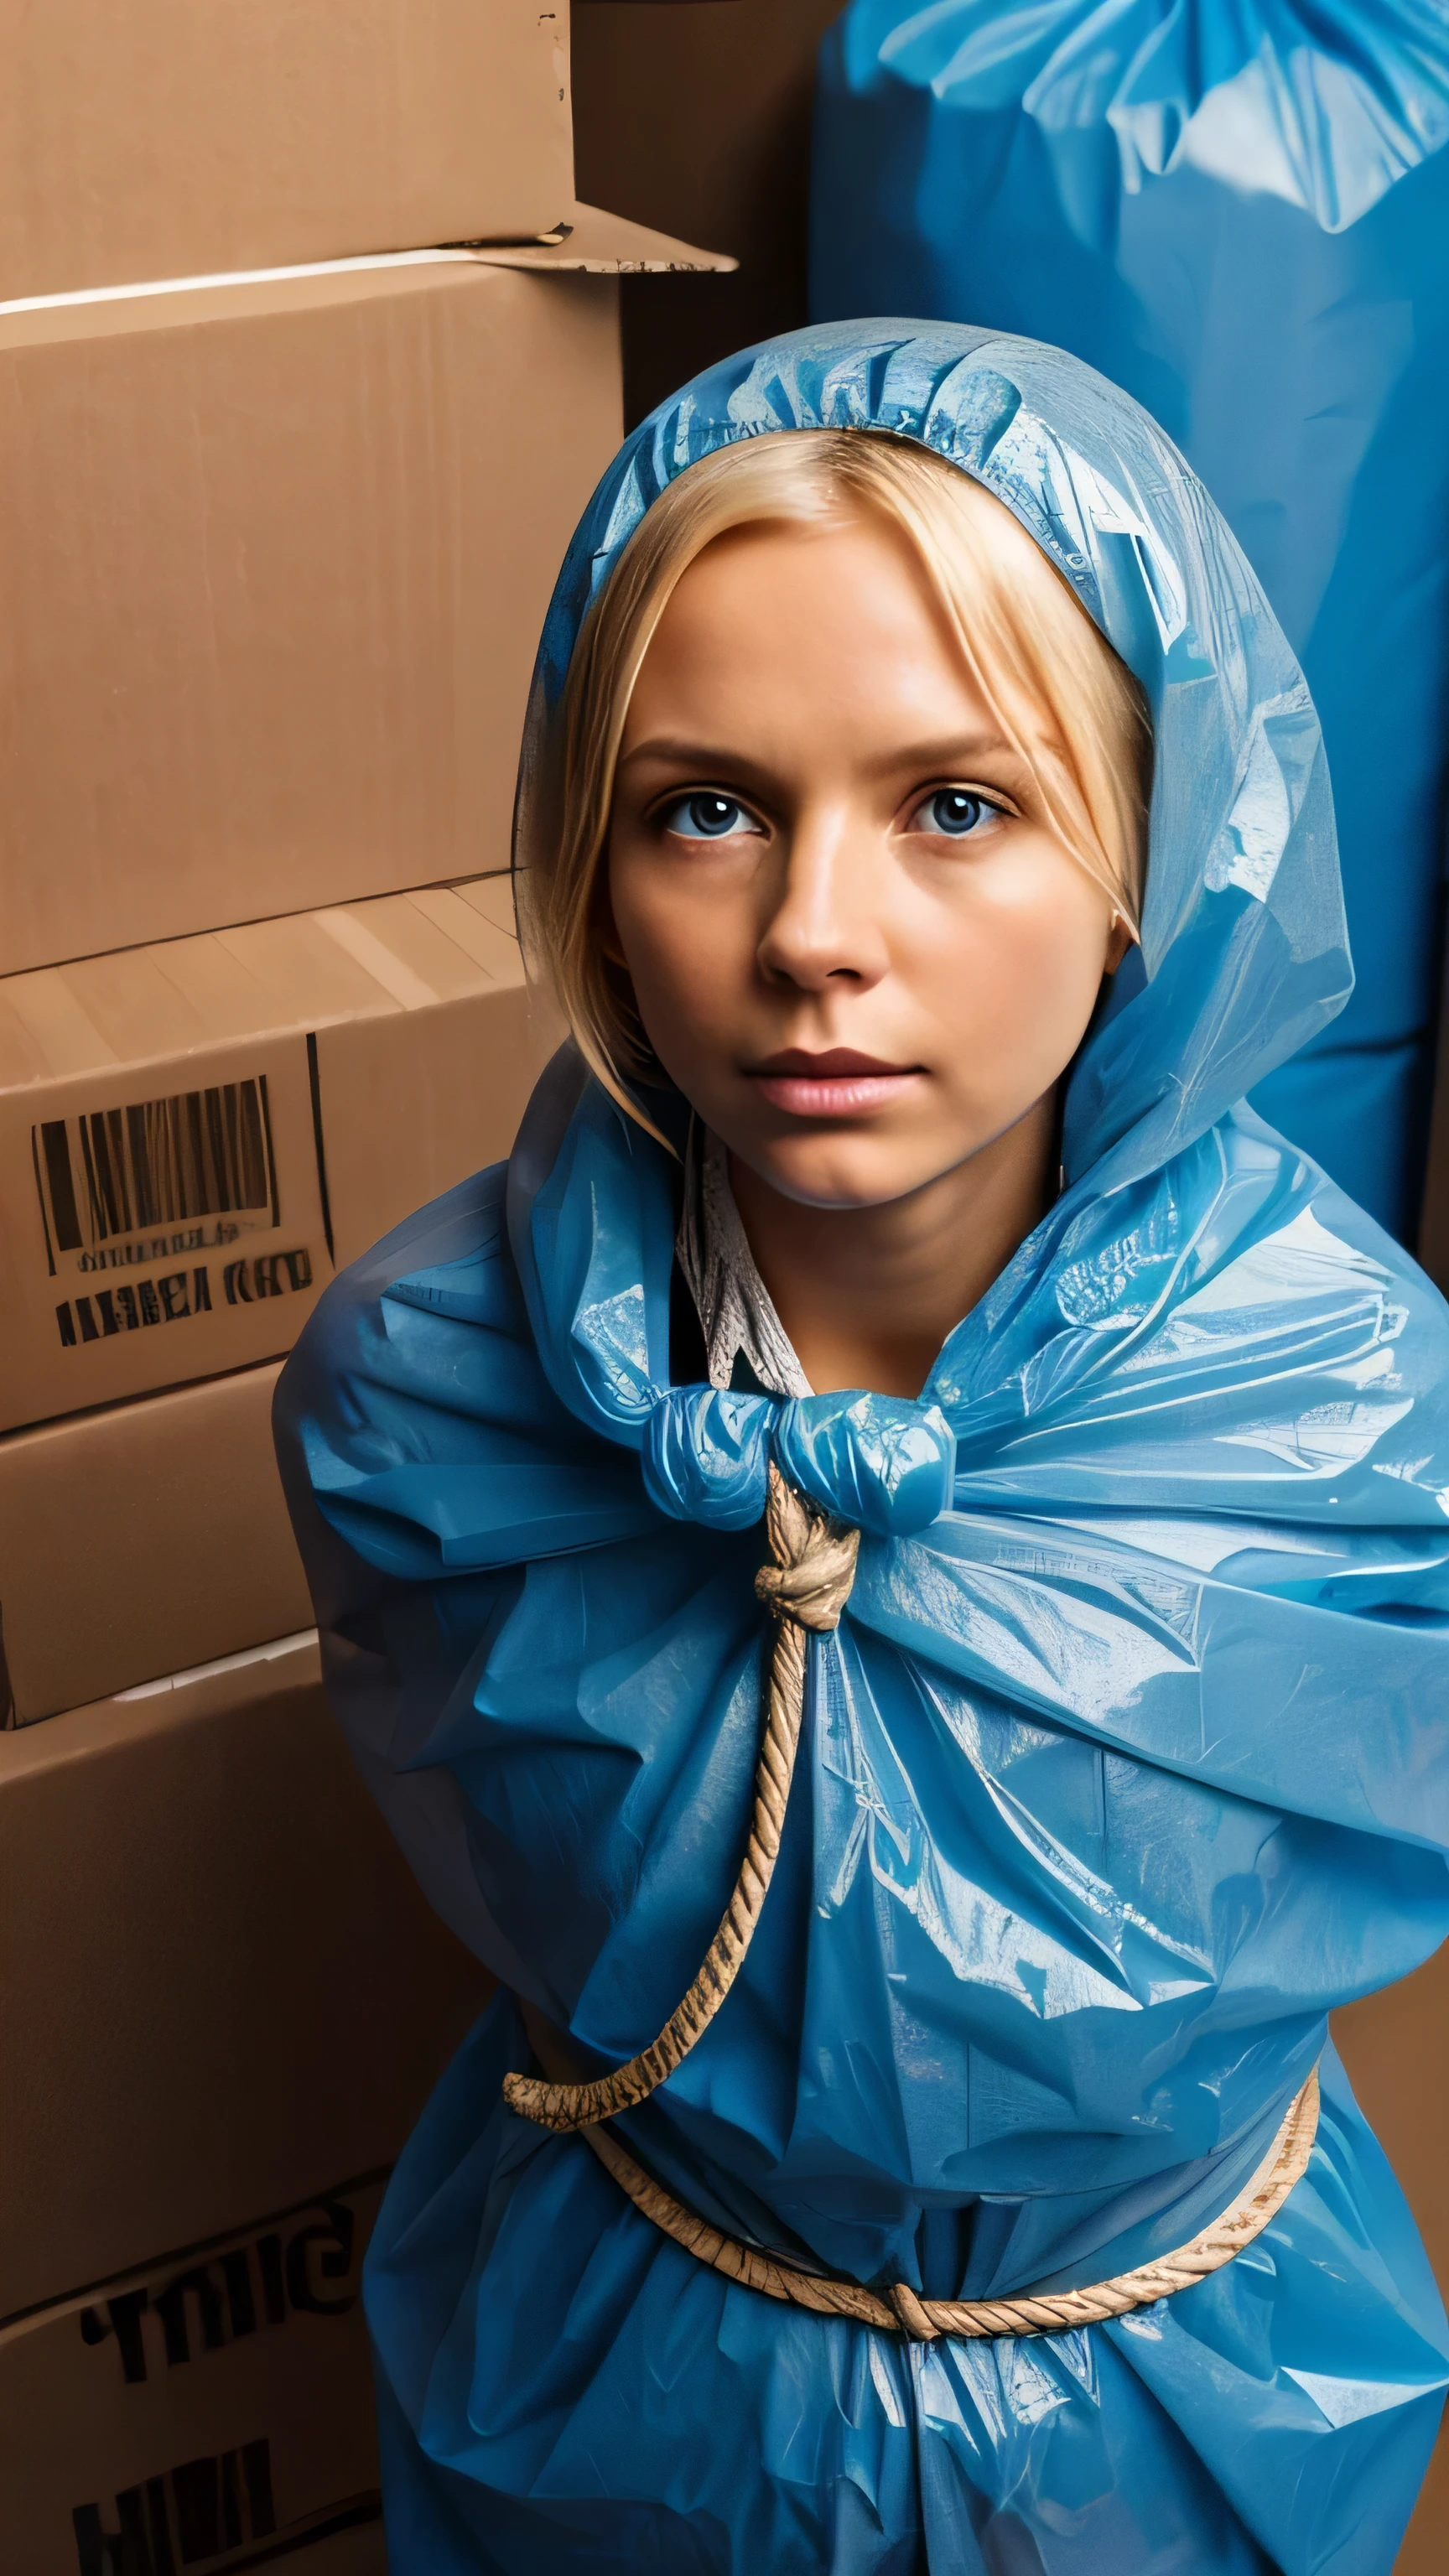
756, 803, 891, 995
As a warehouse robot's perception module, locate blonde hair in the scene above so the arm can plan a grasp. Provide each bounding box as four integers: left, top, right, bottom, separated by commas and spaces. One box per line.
514, 428, 1152, 1129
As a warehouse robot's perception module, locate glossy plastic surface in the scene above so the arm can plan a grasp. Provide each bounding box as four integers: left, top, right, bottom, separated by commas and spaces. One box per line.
278, 325, 1449, 2571
813, 1, 1449, 1240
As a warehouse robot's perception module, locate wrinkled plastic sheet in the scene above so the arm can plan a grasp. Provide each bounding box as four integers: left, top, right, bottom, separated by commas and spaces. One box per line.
276, 325, 1449, 2568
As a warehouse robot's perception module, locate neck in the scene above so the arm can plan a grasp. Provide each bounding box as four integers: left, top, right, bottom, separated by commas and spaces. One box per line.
728, 1094, 1057, 1400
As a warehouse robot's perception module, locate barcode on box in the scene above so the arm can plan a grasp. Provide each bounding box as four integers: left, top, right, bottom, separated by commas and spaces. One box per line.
34, 1079, 279, 1263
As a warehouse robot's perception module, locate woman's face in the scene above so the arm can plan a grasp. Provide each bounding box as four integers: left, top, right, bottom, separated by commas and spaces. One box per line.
607, 512, 1131, 1214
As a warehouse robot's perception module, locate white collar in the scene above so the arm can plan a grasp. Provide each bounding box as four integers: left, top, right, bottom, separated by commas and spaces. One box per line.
675, 1125, 813, 1400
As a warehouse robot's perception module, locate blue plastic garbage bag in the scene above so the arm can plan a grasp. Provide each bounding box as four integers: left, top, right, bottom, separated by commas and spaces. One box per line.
276, 325, 1449, 2572
812, 1, 1449, 1244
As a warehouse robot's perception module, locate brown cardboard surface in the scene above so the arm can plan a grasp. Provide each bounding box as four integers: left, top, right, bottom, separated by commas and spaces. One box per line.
0, 0, 573, 302
2, 2175, 390, 2573
1334, 1955, 1449, 2569
0, 1363, 314, 1725
573, 0, 839, 423
0, 879, 564, 1430
0, 257, 619, 971
0, 1637, 496, 2317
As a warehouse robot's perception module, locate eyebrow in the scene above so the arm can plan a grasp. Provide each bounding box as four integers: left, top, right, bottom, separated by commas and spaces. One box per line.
615, 731, 1023, 781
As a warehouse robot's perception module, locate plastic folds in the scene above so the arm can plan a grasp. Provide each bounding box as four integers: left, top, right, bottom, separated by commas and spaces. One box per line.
277, 327, 1449, 2569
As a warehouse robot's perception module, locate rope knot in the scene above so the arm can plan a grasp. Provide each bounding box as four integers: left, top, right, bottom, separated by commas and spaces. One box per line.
753, 1464, 860, 1634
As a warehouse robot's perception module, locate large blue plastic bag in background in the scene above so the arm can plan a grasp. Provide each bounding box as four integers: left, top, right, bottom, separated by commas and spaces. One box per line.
811, 0, 1449, 1242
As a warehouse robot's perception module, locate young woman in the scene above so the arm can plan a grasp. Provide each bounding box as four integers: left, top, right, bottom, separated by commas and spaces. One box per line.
276, 322, 1449, 2572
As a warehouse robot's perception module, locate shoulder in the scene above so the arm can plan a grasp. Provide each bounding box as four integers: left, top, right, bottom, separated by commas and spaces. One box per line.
276, 1158, 568, 1477
1202, 1109, 1443, 1326
330, 1156, 516, 1327
1104, 1110, 1449, 1518
276, 1141, 666, 1591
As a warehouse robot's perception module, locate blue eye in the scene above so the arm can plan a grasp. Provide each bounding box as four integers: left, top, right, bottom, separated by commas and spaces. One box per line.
920, 789, 992, 836
663, 792, 756, 840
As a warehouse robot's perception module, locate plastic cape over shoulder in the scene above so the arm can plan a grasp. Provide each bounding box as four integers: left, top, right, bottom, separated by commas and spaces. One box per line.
812, 0, 1449, 1244
276, 326, 1449, 2575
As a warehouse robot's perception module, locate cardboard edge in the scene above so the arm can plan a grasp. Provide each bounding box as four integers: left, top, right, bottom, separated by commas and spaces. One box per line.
0, 210, 732, 337
0, 1633, 322, 1779
460, 201, 737, 274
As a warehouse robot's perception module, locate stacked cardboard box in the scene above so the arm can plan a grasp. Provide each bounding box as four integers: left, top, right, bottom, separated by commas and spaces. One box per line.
0, 876, 556, 1720
0, 1640, 491, 2569
0, 10, 730, 2567
0, 0, 574, 298
574, 0, 844, 423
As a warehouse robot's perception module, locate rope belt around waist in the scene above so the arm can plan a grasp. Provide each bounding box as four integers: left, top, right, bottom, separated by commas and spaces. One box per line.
503, 1467, 1322, 2340
578, 2069, 1320, 2342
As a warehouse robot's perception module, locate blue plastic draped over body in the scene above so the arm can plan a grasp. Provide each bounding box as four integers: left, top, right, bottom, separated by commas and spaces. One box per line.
277, 326, 1449, 2573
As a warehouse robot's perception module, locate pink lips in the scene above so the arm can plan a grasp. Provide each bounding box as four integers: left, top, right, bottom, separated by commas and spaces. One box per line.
746, 1050, 922, 1119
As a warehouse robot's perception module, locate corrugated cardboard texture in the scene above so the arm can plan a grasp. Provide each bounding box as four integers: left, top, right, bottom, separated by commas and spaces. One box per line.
2, 2176, 388, 2572
0, 1362, 313, 1723
1335, 1958, 1449, 2569
574, 0, 840, 424
0, 259, 621, 969
0, 0, 573, 301
0, 877, 563, 1428
0, 1638, 496, 2316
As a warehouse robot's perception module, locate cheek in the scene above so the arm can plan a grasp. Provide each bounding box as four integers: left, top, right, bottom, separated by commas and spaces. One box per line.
908, 859, 1109, 1055
608, 846, 753, 1028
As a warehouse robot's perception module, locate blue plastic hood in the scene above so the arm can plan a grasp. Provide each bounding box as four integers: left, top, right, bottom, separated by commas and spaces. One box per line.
521, 319, 1352, 1199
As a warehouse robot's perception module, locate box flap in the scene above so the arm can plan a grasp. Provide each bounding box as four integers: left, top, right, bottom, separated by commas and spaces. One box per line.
0, 880, 525, 1088
0, 205, 733, 333
467, 202, 735, 274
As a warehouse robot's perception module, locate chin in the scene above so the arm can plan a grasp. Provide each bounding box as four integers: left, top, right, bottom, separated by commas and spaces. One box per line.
749, 1139, 927, 1212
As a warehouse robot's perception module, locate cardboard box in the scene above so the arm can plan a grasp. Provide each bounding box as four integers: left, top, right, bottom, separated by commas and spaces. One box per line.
574, 0, 839, 422
0, 875, 563, 1432
0, 1361, 314, 1725
3, 2174, 390, 2576
0, 216, 730, 976
1334, 1957, 1449, 2571
0, 0, 574, 303
0, 1635, 496, 2319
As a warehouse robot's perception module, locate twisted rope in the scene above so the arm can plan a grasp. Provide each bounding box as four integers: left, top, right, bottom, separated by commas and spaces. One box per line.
504, 1461, 1319, 2337
581, 2067, 1320, 2341
503, 1467, 860, 2134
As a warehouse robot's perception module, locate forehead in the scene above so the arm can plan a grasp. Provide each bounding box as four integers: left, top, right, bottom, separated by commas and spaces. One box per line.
631, 512, 982, 712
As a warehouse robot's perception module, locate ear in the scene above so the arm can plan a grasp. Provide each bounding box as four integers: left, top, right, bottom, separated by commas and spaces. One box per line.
1102, 910, 1136, 976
